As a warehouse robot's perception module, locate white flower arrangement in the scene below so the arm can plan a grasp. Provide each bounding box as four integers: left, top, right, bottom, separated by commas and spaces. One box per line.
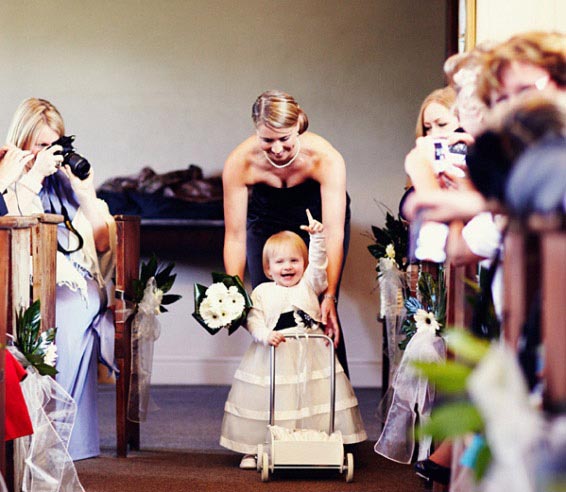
193, 273, 252, 335
199, 284, 246, 329
414, 308, 441, 336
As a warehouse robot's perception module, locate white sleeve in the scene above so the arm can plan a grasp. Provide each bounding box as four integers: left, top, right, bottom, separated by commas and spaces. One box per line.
304, 231, 328, 295
462, 213, 502, 260
245, 287, 271, 346
3, 181, 44, 216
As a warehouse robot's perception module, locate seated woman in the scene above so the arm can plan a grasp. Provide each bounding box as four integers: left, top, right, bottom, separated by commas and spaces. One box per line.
4, 97, 116, 461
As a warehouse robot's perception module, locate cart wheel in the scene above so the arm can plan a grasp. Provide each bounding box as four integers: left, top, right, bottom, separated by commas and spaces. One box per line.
261, 452, 270, 482
256, 444, 263, 472
345, 453, 354, 483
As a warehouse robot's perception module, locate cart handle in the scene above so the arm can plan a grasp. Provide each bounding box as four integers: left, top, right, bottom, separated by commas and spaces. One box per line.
269, 333, 336, 435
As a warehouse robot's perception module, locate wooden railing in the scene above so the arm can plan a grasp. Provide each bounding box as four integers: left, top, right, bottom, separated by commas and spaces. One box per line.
502, 215, 566, 412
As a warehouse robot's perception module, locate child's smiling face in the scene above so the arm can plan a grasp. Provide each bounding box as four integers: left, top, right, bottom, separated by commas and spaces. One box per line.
266, 243, 305, 287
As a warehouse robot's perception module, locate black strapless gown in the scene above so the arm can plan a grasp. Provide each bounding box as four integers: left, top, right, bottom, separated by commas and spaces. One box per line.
246, 179, 351, 376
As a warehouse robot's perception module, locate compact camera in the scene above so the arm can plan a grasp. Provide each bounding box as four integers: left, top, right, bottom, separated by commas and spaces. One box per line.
432, 139, 467, 177
51, 135, 91, 180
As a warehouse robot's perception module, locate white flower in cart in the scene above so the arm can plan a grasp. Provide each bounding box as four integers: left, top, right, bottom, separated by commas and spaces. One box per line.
385, 243, 396, 260
199, 296, 232, 329
225, 286, 245, 317
44, 343, 58, 367
414, 309, 441, 336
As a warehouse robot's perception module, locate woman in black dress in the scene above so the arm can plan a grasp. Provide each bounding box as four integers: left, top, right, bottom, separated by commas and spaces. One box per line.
222, 90, 351, 374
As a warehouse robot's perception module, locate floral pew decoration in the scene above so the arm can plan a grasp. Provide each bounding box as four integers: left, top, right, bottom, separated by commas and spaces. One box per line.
413, 330, 558, 492
375, 268, 447, 464
192, 273, 252, 335
8, 300, 85, 492
128, 254, 181, 423
367, 207, 409, 381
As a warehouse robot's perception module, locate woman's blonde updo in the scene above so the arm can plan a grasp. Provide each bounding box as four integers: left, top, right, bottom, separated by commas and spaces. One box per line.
6, 98, 65, 150
252, 90, 309, 134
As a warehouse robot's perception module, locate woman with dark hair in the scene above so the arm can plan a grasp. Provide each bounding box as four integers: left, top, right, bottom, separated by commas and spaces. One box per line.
223, 90, 351, 374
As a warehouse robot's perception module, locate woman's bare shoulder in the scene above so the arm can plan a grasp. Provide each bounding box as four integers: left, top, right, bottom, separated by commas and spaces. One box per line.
224, 136, 258, 180
302, 132, 344, 168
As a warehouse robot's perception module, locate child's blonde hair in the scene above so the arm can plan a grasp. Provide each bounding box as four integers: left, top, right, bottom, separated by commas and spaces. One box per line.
262, 231, 308, 278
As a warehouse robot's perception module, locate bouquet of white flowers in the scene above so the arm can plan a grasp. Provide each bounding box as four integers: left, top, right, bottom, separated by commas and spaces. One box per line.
192, 273, 252, 335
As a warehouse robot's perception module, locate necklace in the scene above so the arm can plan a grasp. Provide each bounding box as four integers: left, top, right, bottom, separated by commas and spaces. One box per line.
264, 139, 301, 169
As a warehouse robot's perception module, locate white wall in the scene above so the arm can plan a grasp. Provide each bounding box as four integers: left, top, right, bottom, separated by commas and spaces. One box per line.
476, 0, 566, 43
0, 0, 447, 387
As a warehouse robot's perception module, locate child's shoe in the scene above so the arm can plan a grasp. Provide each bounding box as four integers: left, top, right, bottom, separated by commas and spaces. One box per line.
239, 454, 257, 469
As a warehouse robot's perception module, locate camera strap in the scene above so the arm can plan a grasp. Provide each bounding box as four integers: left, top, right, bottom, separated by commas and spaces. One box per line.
49, 190, 84, 255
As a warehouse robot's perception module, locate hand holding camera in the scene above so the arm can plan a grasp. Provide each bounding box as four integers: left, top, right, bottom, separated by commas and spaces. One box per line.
432, 139, 467, 178
50, 135, 91, 180
29, 144, 64, 180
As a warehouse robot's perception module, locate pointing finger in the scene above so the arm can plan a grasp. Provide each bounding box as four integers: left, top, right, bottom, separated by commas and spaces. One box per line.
306, 208, 314, 224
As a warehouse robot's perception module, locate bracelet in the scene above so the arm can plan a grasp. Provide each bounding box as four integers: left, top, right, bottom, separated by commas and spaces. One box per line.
323, 294, 337, 304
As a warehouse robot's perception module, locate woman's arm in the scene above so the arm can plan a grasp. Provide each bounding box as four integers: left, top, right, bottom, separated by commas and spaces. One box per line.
316, 143, 346, 348
61, 167, 112, 253
222, 149, 249, 280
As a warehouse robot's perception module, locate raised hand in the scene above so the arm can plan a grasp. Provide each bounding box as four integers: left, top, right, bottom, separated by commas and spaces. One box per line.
299, 208, 324, 235
0, 145, 34, 188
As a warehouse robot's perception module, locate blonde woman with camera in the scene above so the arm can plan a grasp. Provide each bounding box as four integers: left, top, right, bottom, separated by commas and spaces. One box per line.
5, 97, 116, 460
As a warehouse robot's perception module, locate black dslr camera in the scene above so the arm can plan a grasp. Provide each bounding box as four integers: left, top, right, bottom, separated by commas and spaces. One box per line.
51, 135, 91, 180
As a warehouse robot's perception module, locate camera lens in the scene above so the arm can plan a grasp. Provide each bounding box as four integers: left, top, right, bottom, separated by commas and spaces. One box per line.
65, 153, 91, 180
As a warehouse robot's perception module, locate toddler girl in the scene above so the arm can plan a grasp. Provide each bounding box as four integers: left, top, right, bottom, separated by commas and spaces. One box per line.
220, 210, 366, 469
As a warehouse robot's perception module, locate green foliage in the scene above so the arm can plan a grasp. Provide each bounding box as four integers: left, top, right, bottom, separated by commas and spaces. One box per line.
133, 253, 182, 313
414, 329, 494, 481
474, 440, 493, 481
418, 401, 484, 441
412, 360, 472, 394
15, 300, 57, 376
367, 206, 410, 271
444, 330, 490, 365
399, 269, 446, 349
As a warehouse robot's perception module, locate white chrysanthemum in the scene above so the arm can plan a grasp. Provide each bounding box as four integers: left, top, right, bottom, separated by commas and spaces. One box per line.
44, 343, 58, 367
385, 243, 396, 259
199, 297, 232, 329
204, 282, 230, 302
414, 309, 440, 335
225, 286, 245, 317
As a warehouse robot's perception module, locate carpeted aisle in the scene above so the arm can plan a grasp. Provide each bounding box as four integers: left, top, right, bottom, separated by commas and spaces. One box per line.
75, 385, 424, 491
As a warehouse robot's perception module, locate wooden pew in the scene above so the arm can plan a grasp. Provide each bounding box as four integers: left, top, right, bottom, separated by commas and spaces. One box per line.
0, 217, 38, 490
0, 214, 62, 489
31, 214, 63, 332
114, 215, 141, 457
503, 215, 566, 412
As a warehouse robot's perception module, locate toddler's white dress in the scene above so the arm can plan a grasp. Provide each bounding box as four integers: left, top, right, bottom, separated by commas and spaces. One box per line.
220, 233, 366, 454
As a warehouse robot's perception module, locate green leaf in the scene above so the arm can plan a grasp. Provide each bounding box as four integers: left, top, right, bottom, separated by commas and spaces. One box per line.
412, 360, 472, 394
161, 294, 182, 305
418, 401, 484, 441
444, 329, 490, 364
34, 362, 58, 377
473, 441, 492, 481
